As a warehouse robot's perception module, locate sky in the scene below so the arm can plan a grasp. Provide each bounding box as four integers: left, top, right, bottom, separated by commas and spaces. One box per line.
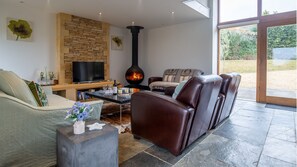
220, 0, 297, 22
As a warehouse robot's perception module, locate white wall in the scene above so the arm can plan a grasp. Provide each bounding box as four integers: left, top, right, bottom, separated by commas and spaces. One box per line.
141, 18, 213, 84
0, 2, 131, 84
0, 1, 215, 85
109, 26, 132, 85
0, 2, 56, 81
211, 0, 218, 74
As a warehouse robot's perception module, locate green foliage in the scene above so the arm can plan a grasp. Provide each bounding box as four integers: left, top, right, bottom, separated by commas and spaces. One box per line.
8, 19, 32, 40
267, 24, 296, 59
263, 10, 270, 16
220, 24, 296, 60
220, 26, 257, 60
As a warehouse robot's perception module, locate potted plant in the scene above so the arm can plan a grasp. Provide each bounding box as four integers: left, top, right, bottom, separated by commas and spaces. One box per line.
48, 72, 55, 84
65, 102, 93, 134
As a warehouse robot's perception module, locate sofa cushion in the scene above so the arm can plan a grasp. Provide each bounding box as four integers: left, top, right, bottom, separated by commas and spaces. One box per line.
27, 81, 42, 106
35, 83, 49, 106
162, 69, 204, 83
172, 80, 188, 99
179, 75, 191, 82
163, 75, 176, 82
0, 71, 38, 106
149, 81, 179, 91
47, 94, 74, 108
27, 81, 49, 107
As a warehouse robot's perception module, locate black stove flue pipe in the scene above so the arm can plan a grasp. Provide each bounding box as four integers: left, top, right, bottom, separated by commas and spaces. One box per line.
127, 26, 144, 66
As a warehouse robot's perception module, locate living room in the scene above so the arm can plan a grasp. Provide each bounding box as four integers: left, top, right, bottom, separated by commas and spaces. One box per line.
0, 0, 296, 166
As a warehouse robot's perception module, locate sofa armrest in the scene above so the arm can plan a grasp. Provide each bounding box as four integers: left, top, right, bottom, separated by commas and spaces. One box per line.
0, 93, 103, 165
164, 86, 177, 96
131, 91, 194, 155
148, 77, 163, 85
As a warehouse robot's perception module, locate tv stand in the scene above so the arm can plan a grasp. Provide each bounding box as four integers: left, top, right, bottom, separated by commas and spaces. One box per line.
51, 81, 113, 101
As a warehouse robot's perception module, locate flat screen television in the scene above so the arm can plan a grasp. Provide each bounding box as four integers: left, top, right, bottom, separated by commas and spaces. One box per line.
72, 61, 104, 83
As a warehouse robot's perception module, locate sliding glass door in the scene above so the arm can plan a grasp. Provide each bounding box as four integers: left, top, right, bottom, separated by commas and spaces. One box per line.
219, 25, 257, 100
258, 15, 296, 106
218, 0, 297, 106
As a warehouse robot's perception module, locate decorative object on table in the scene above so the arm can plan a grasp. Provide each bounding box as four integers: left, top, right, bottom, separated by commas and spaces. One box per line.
40, 71, 44, 81
65, 102, 93, 134
38, 67, 57, 85
112, 80, 117, 95
7, 18, 33, 41
111, 35, 123, 50
48, 72, 55, 84
121, 88, 130, 94
87, 122, 106, 130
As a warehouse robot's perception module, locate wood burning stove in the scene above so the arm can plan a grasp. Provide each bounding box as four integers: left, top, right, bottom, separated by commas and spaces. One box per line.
125, 26, 144, 85
125, 65, 144, 85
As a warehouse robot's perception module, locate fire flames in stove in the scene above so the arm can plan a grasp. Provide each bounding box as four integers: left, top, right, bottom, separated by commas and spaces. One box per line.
126, 72, 144, 81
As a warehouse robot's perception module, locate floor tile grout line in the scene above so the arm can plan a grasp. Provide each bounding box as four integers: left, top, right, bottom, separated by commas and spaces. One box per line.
143, 151, 173, 166
173, 118, 230, 166
256, 107, 275, 167
264, 154, 297, 166
119, 142, 154, 165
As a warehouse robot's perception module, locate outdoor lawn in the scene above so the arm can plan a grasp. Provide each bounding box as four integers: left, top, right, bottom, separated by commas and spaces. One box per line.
220, 60, 297, 99
220, 60, 296, 73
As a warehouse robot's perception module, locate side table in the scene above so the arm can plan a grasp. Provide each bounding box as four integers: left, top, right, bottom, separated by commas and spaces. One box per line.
57, 121, 118, 167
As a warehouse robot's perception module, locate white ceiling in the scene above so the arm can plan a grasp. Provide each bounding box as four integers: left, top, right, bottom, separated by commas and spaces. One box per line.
1, 0, 209, 29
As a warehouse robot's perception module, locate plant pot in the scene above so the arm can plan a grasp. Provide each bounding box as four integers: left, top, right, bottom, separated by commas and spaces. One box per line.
73, 121, 85, 134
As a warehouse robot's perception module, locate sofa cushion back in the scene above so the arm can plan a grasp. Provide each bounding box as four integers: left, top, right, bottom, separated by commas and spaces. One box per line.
0, 71, 38, 106
220, 73, 241, 95
162, 69, 204, 83
220, 75, 232, 95
162, 69, 179, 82
176, 77, 202, 108
218, 73, 241, 122
186, 75, 222, 145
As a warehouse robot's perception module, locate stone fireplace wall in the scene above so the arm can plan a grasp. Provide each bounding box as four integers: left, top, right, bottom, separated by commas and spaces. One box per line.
56, 13, 110, 84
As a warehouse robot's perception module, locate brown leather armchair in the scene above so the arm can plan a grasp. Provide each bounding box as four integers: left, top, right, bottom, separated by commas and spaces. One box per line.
131, 75, 222, 156
209, 73, 241, 129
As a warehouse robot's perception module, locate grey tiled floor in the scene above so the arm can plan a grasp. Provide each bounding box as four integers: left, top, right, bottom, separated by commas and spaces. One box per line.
119, 99, 297, 167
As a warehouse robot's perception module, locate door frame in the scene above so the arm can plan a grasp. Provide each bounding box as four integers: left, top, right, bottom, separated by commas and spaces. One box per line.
257, 12, 296, 107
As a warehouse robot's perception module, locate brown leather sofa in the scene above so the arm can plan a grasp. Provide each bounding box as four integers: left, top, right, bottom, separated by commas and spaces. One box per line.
209, 73, 241, 129
131, 75, 222, 156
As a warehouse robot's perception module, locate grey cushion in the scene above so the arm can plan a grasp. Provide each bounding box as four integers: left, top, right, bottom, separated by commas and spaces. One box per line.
172, 80, 188, 99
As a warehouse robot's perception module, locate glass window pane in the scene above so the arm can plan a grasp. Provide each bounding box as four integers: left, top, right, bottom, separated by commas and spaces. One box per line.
262, 0, 297, 16
266, 24, 297, 99
219, 25, 257, 100
220, 0, 257, 22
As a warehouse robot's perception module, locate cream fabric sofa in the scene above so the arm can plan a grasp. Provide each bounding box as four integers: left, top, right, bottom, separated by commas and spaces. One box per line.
0, 70, 103, 167
148, 69, 204, 91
